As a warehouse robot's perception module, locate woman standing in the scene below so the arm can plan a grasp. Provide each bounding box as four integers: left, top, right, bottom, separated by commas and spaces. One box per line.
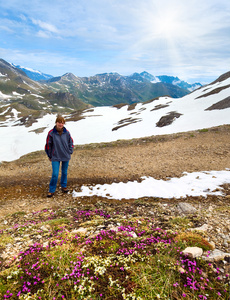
45, 115, 74, 197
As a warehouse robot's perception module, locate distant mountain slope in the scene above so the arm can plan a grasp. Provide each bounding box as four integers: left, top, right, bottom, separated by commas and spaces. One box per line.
0, 59, 90, 125
0, 59, 44, 94
131, 71, 202, 92
45, 72, 190, 106
13, 64, 53, 81
156, 74, 202, 91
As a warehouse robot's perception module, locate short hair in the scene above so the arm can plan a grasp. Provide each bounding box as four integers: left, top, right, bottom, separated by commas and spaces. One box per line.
56, 115, 65, 124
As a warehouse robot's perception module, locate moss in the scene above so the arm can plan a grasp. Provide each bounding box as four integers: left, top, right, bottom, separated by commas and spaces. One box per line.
175, 232, 214, 251
198, 128, 209, 132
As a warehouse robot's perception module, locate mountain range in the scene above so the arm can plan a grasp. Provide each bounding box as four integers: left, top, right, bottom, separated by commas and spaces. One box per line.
43, 71, 198, 107
15, 64, 201, 93
0, 58, 204, 125
14, 63, 202, 106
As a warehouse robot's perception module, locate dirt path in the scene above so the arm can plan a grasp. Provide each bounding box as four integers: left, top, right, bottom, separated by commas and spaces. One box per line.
0, 125, 230, 217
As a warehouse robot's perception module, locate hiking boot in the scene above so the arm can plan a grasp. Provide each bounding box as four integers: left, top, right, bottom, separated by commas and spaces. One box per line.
47, 192, 54, 198
62, 187, 69, 193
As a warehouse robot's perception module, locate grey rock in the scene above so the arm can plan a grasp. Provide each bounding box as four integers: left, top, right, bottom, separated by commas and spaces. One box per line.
177, 202, 197, 214
203, 249, 230, 262
191, 224, 212, 232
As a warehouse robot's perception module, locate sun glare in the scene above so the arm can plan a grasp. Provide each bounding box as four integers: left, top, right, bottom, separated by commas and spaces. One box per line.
153, 9, 183, 40
140, 1, 189, 43
156, 16, 178, 38
131, 2, 192, 76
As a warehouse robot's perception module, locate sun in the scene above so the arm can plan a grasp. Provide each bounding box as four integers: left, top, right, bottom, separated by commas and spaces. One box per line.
156, 16, 179, 38
140, 2, 189, 43
152, 9, 184, 41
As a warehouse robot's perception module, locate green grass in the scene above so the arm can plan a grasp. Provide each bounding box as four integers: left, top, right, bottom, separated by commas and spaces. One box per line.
131, 255, 178, 299
199, 128, 209, 133
169, 216, 192, 230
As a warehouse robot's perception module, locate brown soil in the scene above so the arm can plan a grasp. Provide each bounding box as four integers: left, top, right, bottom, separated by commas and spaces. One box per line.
0, 125, 230, 217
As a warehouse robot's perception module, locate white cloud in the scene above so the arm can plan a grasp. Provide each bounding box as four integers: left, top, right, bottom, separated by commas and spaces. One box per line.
32, 18, 59, 34
36, 30, 51, 39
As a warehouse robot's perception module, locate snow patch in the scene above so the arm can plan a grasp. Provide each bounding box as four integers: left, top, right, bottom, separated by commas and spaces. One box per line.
72, 170, 230, 200
0, 91, 11, 99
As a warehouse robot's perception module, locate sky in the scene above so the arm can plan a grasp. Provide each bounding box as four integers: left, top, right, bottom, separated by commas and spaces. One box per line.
0, 0, 230, 84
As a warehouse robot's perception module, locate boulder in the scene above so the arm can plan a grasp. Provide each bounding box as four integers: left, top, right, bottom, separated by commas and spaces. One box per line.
183, 246, 203, 258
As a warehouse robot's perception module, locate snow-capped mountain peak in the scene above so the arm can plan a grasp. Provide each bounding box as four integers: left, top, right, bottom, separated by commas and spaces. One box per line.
12, 64, 53, 81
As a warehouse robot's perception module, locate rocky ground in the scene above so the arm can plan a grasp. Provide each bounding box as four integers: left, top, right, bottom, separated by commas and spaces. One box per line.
0, 125, 230, 272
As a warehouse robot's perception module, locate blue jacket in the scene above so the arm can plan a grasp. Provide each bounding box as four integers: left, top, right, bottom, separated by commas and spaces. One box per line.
45, 126, 74, 161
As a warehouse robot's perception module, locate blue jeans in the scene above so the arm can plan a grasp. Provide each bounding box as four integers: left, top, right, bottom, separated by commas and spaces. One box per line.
49, 161, 69, 193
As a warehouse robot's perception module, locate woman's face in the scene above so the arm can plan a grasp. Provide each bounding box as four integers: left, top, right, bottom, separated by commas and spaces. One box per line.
56, 121, 64, 130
